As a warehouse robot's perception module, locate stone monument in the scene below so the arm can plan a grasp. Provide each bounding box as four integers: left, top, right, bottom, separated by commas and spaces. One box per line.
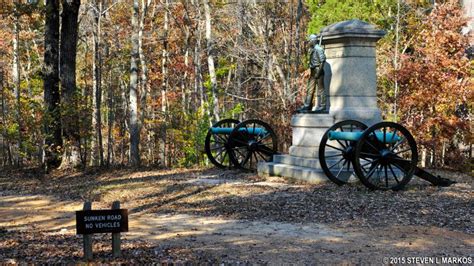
258, 19, 386, 183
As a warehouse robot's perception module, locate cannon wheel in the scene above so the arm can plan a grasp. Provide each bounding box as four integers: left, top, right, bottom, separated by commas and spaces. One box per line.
319, 120, 368, 185
228, 119, 278, 171
205, 119, 240, 168
353, 122, 418, 191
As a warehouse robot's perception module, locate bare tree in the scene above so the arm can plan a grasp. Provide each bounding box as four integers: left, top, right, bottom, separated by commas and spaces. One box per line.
129, 0, 140, 166
393, 0, 401, 122
139, 0, 151, 164
203, 0, 219, 122
192, 0, 204, 109
158, 0, 169, 167
293, 0, 303, 100
90, 0, 105, 166
12, 5, 22, 166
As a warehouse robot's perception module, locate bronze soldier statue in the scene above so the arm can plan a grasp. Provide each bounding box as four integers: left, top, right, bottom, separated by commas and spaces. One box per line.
297, 34, 327, 113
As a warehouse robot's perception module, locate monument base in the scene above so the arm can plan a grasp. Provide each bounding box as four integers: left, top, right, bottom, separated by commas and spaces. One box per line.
257, 154, 329, 184
258, 111, 380, 183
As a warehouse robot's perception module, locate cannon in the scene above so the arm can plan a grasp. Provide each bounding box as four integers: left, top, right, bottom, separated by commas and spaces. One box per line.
205, 119, 278, 171
319, 120, 455, 190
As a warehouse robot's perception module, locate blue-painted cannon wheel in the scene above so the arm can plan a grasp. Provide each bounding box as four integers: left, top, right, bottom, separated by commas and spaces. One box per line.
353, 122, 418, 191
228, 119, 278, 171
319, 120, 368, 185
205, 119, 240, 168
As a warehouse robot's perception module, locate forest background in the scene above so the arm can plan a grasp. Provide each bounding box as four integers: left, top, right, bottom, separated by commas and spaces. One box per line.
0, 0, 472, 171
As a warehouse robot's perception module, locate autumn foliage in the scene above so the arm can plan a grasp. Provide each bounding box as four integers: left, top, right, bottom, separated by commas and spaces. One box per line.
0, 0, 472, 170
396, 1, 472, 167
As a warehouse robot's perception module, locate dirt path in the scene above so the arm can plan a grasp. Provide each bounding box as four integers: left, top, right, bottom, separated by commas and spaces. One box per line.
1, 191, 472, 264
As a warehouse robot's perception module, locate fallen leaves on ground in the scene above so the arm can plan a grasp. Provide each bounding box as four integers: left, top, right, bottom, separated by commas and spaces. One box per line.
0, 229, 241, 264
1, 167, 472, 234
0, 167, 472, 263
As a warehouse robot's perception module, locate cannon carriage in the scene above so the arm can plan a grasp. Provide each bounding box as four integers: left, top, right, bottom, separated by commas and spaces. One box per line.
204, 119, 278, 171
205, 118, 454, 190
319, 120, 455, 190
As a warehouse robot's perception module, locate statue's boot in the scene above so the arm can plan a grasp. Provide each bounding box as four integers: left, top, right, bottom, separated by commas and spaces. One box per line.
296, 105, 312, 113
313, 93, 328, 113
312, 106, 328, 114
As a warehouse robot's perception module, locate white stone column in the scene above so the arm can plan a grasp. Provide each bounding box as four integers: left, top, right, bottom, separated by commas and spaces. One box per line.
324, 20, 385, 125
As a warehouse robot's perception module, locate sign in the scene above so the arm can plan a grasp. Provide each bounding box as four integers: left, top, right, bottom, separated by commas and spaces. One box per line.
76, 209, 128, 234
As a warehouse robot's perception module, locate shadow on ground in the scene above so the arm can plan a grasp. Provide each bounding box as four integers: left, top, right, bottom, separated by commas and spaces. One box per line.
0, 167, 472, 263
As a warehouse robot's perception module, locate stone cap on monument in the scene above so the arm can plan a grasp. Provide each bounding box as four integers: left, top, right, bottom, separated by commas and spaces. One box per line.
318, 19, 386, 44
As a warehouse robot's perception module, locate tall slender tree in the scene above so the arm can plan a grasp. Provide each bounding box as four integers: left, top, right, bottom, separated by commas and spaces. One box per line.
0, 63, 13, 166
159, 0, 169, 167
129, 0, 140, 166
139, 0, 151, 164
12, 5, 22, 166
43, 0, 62, 170
203, 0, 219, 122
60, 0, 81, 168
91, 0, 104, 166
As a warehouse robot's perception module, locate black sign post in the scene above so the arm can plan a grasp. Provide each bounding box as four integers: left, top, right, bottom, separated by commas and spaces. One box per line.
111, 201, 122, 257
82, 202, 93, 260
76, 201, 128, 259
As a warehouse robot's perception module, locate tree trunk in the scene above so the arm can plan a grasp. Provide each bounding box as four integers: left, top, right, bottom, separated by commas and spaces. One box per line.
24, 45, 32, 97
12, 11, 22, 166
79, 39, 90, 166
129, 0, 141, 167
393, 0, 401, 122
182, 4, 191, 113
59, 0, 81, 169
0, 66, 13, 166
159, 0, 169, 167
120, 79, 128, 165
203, 0, 219, 122
43, 0, 62, 170
194, 20, 203, 108
91, 1, 104, 166
106, 72, 114, 166
293, 0, 303, 102
139, 0, 150, 164
235, 0, 245, 120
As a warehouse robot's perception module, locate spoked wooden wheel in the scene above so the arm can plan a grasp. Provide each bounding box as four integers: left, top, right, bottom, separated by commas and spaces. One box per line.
319, 120, 368, 185
228, 119, 278, 171
205, 119, 240, 168
353, 122, 418, 191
